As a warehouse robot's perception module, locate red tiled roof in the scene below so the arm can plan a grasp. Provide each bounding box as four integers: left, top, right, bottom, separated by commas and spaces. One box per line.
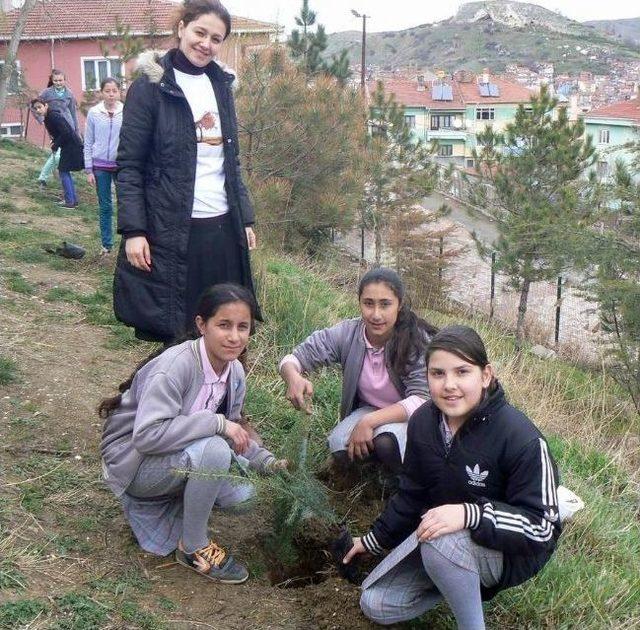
381, 79, 466, 110
456, 75, 533, 105
586, 99, 640, 124
380, 73, 533, 110
0, 0, 279, 40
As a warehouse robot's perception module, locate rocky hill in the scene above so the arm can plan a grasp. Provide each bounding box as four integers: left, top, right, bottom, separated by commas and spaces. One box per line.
325, 1, 640, 74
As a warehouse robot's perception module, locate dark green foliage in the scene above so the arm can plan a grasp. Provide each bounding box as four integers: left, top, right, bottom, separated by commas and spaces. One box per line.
0, 355, 18, 385
0, 599, 48, 627
287, 0, 352, 83
364, 82, 441, 265
585, 146, 640, 413
236, 49, 366, 252
473, 86, 595, 350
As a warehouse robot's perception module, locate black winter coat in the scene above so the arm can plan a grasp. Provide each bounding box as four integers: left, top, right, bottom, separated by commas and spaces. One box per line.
367, 384, 561, 600
43, 110, 84, 172
113, 49, 257, 340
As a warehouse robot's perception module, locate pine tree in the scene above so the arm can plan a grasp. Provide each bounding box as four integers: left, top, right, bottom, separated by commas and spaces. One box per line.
287, 0, 351, 84
363, 81, 440, 265
587, 150, 640, 413
236, 48, 367, 252
473, 86, 595, 352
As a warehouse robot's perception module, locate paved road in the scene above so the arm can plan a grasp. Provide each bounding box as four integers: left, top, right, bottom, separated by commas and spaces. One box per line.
422, 191, 500, 245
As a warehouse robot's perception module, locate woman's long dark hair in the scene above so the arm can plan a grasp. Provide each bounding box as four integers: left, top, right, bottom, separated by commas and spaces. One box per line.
358, 268, 438, 376
98, 283, 257, 418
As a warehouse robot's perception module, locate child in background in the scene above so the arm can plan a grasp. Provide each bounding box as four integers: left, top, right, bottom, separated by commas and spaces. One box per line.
30, 98, 84, 209
36, 69, 79, 190
100, 284, 286, 584
84, 78, 123, 254
344, 325, 561, 628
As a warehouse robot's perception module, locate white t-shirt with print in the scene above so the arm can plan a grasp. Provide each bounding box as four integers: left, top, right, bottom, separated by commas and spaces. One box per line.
174, 69, 229, 218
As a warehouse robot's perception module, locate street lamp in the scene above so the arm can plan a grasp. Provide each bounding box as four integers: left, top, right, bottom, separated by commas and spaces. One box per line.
352, 9, 370, 260
351, 9, 369, 95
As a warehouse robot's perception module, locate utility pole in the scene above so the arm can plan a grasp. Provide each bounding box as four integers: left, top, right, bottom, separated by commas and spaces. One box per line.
351, 9, 369, 94
352, 9, 370, 260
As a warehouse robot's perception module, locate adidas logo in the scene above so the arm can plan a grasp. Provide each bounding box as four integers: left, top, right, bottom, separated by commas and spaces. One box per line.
544, 508, 559, 523
466, 464, 489, 487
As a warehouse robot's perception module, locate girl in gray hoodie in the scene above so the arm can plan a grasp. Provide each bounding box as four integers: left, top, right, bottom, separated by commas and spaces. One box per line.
100, 284, 285, 584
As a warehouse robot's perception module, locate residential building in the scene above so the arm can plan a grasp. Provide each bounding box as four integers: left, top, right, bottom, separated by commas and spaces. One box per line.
583, 98, 640, 181
0, 0, 279, 144
380, 69, 533, 168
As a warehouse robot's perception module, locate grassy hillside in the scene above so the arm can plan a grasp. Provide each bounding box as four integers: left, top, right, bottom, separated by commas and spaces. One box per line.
0, 138, 638, 628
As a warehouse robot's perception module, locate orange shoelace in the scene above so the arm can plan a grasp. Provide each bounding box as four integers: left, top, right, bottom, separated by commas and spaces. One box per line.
196, 540, 226, 568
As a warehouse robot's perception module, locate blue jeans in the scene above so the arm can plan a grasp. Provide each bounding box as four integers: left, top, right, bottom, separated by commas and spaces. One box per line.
59, 171, 77, 205
94, 169, 115, 249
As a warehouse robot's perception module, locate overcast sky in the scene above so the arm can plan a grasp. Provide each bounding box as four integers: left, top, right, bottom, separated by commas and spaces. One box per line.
223, 0, 640, 34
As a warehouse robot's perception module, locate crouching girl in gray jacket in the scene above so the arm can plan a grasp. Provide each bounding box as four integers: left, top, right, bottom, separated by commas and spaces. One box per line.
100, 284, 285, 584
280, 268, 437, 475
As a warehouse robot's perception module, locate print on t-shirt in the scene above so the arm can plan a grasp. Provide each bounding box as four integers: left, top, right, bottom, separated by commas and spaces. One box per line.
195, 111, 223, 146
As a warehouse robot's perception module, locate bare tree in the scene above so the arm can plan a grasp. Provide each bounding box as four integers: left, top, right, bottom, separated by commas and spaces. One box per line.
0, 0, 39, 125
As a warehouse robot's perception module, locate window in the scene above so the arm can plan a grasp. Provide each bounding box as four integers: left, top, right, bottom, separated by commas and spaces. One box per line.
438, 144, 453, 157
466, 158, 475, 168
404, 115, 416, 129
1, 123, 23, 138
598, 129, 610, 144
0, 60, 21, 94
431, 114, 452, 130
476, 107, 495, 120
81, 57, 123, 91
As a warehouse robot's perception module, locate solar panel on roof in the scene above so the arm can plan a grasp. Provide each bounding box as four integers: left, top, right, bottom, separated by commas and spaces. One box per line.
479, 84, 490, 97
432, 85, 443, 100
441, 85, 453, 100
489, 83, 500, 97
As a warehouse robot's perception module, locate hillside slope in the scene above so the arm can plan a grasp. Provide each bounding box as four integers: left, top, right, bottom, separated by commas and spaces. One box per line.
0, 139, 638, 628
326, 1, 640, 74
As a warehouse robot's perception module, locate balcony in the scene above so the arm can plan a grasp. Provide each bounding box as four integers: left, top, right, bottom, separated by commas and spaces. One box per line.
427, 126, 468, 141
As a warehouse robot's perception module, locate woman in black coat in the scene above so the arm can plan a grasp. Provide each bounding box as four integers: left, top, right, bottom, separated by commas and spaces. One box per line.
31, 97, 84, 208
114, 0, 259, 343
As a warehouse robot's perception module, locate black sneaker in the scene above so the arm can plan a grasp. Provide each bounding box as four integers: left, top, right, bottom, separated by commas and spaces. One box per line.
175, 540, 249, 584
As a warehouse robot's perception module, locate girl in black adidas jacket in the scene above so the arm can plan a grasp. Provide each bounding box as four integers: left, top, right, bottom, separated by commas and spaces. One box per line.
344, 325, 561, 629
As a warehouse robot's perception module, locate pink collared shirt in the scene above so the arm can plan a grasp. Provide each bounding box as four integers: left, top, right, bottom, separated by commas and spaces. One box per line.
280, 329, 425, 419
357, 330, 424, 418
189, 337, 231, 414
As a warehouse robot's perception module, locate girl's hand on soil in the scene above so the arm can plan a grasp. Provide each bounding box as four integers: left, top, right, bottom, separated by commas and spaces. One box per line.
285, 373, 314, 414
417, 504, 465, 542
343, 537, 366, 564
125, 236, 151, 272
223, 420, 250, 455
271, 459, 289, 472
86, 172, 96, 187
245, 227, 257, 250
347, 416, 374, 460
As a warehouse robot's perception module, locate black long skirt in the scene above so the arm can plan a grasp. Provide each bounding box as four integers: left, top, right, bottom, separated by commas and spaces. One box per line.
184, 213, 248, 334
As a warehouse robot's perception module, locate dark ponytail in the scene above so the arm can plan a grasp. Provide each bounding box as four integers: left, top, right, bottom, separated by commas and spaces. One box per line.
98, 283, 257, 418
358, 268, 438, 376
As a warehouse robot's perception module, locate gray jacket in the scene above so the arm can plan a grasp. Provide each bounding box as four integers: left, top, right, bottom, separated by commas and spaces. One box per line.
38, 86, 79, 132
291, 318, 429, 420
101, 339, 273, 496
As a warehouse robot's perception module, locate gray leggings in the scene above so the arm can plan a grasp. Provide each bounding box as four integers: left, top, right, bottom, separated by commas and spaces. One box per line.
126, 436, 252, 554
360, 530, 503, 629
